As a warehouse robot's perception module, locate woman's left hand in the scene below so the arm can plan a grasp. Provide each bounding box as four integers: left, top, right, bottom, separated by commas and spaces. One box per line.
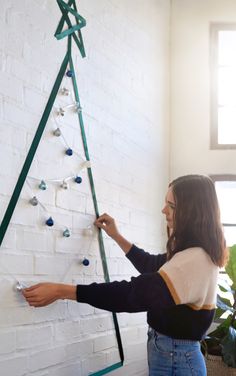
22, 282, 61, 307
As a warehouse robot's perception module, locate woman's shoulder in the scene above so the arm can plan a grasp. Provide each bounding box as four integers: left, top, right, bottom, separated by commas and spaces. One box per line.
163, 247, 218, 273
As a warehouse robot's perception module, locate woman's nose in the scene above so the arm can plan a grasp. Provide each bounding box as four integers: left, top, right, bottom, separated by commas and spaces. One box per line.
162, 205, 167, 214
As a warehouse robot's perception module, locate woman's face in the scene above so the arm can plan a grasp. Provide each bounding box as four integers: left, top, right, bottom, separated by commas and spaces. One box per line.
162, 187, 176, 229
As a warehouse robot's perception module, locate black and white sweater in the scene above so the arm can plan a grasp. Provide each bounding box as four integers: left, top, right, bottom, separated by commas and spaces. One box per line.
76, 244, 219, 340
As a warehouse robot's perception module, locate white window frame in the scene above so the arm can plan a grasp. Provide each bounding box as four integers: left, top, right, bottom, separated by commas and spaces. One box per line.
211, 175, 236, 246
210, 23, 236, 149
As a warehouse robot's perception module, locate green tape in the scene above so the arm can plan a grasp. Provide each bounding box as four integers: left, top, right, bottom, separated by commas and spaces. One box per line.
0, 6, 124, 374
0, 51, 69, 247
55, 0, 86, 57
69, 56, 124, 366
89, 361, 123, 376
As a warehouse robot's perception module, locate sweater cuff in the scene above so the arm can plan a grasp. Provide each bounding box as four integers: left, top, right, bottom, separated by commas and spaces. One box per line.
125, 244, 140, 261
76, 284, 90, 303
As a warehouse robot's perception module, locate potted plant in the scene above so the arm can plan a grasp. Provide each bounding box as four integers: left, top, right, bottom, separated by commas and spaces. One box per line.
201, 245, 236, 374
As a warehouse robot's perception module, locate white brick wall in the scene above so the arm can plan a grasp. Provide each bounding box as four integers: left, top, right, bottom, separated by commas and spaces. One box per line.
0, 0, 170, 375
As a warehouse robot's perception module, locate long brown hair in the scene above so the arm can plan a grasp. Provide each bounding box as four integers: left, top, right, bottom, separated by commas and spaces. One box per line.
166, 174, 226, 267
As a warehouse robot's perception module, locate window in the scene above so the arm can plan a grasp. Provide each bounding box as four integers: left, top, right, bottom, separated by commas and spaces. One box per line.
210, 24, 236, 149
211, 175, 236, 246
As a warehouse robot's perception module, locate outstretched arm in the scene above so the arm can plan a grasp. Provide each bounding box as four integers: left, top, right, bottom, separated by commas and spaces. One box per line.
94, 213, 167, 273
23, 273, 174, 312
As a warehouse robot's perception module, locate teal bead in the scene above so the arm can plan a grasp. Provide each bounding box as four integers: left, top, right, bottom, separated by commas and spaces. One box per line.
39, 180, 47, 190
63, 228, 70, 237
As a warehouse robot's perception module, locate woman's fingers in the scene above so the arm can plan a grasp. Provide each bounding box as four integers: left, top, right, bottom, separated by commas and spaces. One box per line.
24, 283, 42, 292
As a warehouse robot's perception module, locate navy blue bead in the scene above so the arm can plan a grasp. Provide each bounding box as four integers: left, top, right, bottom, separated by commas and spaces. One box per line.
82, 258, 90, 266
75, 176, 82, 184
65, 148, 73, 156
46, 217, 54, 227
66, 70, 73, 77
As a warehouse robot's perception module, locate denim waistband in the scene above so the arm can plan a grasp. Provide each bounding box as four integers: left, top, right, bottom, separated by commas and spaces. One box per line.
148, 327, 200, 346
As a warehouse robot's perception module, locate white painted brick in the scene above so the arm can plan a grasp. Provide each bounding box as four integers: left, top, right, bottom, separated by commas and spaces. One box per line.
34, 255, 70, 276
79, 315, 114, 336
67, 300, 95, 317
7, 55, 42, 90
32, 301, 67, 324
0, 329, 16, 354
0, 306, 34, 327
106, 258, 119, 275
55, 235, 85, 254
3, 100, 39, 130
54, 320, 81, 342
81, 352, 107, 376
11, 198, 39, 227
65, 339, 93, 360
120, 327, 139, 344
50, 362, 82, 376
0, 50, 5, 71
0, 122, 26, 151
72, 212, 95, 230
29, 347, 66, 372
56, 189, 86, 213
1, 228, 16, 250
17, 229, 53, 253
24, 87, 47, 115
0, 145, 23, 178
16, 325, 52, 349
0, 355, 27, 376
0, 253, 34, 276
93, 332, 117, 352
125, 341, 147, 361
0, 71, 23, 103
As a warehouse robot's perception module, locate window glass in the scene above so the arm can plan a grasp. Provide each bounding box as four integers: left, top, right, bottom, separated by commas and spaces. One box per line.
215, 180, 236, 246
211, 26, 236, 148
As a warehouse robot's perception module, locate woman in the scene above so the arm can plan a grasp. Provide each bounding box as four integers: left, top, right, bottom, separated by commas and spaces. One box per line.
23, 174, 226, 375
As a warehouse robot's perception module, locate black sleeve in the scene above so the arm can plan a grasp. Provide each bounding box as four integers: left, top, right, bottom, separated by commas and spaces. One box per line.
76, 272, 175, 313
126, 244, 167, 273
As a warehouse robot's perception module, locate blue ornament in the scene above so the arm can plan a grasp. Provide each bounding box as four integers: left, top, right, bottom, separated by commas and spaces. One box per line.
63, 228, 70, 237
66, 70, 73, 77
65, 148, 73, 156
46, 217, 54, 227
39, 180, 47, 190
74, 176, 82, 184
82, 258, 90, 266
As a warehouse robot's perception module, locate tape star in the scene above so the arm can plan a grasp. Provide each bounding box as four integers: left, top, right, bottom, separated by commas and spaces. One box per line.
55, 0, 86, 57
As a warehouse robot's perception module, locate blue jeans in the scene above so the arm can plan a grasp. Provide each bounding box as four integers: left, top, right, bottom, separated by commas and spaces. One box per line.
147, 327, 206, 376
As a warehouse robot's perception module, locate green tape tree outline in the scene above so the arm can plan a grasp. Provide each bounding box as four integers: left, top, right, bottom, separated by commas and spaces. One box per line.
0, 1, 124, 375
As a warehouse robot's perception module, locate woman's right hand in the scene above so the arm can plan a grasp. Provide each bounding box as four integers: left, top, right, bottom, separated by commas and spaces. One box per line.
94, 213, 120, 240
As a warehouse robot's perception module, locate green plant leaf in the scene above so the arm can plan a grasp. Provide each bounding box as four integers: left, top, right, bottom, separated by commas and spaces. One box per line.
214, 306, 226, 320
226, 245, 236, 290
217, 295, 233, 312
221, 326, 236, 367
209, 316, 232, 338
218, 279, 234, 294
